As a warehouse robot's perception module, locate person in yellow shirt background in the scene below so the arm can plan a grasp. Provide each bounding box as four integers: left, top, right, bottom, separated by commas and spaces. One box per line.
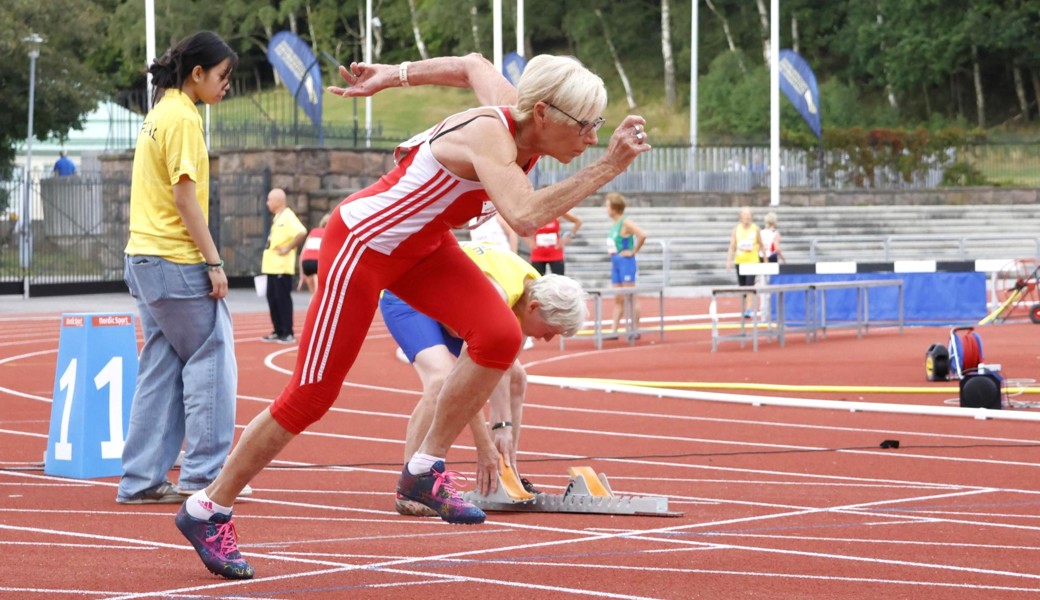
261, 188, 308, 344
726, 206, 764, 318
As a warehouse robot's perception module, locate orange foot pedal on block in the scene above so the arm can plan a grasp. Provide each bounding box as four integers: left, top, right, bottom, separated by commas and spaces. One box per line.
497, 456, 536, 502
463, 463, 683, 517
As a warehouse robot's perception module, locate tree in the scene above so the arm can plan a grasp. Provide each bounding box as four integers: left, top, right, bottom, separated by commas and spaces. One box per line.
406, 0, 430, 60
594, 9, 636, 109
703, 0, 746, 73
0, 0, 107, 181
660, 0, 677, 107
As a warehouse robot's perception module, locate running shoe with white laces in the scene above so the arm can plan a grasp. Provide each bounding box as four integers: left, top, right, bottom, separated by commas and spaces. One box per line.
396, 461, 486, 524
174, 504, 254, 579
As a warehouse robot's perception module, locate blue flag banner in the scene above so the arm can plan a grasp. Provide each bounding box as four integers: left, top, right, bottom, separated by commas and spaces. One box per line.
503, 52, 527, 87
778, 49, 822, 139
268, 31, 323, 128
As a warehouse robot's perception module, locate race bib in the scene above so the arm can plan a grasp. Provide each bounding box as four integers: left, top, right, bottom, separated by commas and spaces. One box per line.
535, 232, 558, 247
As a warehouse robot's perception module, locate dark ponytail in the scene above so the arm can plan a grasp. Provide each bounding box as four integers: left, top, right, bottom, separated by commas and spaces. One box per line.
148, 31, 238, 106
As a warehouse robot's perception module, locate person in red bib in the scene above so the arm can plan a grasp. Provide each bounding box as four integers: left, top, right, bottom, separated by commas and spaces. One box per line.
525, 211, 582, 275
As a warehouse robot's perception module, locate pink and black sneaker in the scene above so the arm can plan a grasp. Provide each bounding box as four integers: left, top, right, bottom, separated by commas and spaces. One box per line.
175, 503, 254, 579
396, 460, 486, 524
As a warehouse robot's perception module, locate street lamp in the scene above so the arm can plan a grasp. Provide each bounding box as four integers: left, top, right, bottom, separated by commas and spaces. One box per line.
20, 33, 44, 298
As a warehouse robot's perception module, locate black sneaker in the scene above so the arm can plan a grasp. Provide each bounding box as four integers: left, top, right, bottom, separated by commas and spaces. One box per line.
261, 333, 280, 342
276, 334, 295, 344
520, 477, 542, 495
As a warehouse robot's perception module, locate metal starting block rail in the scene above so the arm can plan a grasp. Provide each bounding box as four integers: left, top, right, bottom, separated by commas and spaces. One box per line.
463, 460, 682, 517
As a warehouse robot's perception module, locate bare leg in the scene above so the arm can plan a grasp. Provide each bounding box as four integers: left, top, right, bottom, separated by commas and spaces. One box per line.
402, 346, 454, 462
406, 346, 501, 493
625, 283, 641, 333
416, 352, 506, 458
612, 293, 625, 333
205, 408, 294, 507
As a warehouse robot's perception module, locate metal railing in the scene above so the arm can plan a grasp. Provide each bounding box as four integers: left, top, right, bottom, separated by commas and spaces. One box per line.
563, 234, 1040, 289
804, 234, 1040, 262
0, 170, 270, 295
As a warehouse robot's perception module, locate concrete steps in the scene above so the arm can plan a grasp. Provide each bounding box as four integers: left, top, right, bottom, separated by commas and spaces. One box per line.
546, 204, 1040, 289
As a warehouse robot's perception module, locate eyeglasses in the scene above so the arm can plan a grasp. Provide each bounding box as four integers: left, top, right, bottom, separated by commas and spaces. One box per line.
548, 103, 606, 136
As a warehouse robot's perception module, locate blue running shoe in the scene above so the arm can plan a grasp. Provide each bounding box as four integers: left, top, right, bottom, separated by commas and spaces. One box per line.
174, 504, 254, 579
397, 461, 486, 524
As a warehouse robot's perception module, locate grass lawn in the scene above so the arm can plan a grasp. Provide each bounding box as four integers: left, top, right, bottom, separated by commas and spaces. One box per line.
217, 85, 694, 145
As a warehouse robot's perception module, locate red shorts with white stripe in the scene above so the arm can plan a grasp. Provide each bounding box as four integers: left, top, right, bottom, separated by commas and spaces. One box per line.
269, 209, 522, 435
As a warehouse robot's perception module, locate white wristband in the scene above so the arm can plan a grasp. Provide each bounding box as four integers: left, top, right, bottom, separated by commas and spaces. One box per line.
399, 61, 411, 87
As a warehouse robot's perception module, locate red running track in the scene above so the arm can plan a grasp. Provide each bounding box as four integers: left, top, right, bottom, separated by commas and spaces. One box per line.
2, 295, 1040, 599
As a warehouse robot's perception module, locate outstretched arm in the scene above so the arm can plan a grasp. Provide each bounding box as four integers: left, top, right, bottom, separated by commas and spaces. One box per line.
463, 113, 650, 236
328, 53, 516, 107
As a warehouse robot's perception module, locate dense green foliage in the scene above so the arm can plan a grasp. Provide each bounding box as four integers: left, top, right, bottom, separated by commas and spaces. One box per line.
4, 0, 1040, 178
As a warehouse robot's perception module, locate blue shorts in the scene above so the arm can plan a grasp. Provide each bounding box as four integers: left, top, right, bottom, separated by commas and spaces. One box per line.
611, 254, 638, 285
379, 290, 463, 363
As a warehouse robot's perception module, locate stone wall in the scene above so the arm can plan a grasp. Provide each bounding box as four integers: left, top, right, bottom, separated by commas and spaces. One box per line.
99, 147, 395, 275
100, 147, 396, 227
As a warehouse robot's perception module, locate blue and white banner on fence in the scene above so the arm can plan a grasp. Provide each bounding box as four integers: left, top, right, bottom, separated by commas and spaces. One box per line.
268, 31, 323, 128
502, 52, 527, 87
778, 49, 822, 139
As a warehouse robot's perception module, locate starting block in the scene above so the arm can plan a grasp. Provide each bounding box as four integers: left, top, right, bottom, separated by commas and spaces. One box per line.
463, 458, 683, 517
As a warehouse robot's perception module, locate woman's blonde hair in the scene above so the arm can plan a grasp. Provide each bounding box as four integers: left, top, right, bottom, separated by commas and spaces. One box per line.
765, 212, 777, 227
514, 55, 607, 124
606, 192, 628, 214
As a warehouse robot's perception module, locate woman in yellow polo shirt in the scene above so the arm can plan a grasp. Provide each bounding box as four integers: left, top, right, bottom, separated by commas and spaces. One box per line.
118, 32, 242, 520
726, 206, 764, 318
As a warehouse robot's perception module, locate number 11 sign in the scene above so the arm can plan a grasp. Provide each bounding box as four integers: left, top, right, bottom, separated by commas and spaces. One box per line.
45, 313, 139, 479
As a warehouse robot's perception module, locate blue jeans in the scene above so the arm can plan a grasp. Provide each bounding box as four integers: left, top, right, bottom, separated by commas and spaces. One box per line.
117, 255, 238, 498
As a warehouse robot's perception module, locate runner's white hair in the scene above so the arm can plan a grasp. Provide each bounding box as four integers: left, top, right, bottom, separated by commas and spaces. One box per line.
527, 274, 588, 337
514, 55, 607, 125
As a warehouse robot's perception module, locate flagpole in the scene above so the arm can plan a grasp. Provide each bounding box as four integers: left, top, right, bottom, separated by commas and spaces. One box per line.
365, 0, 372, 148
145, 0, 155, 109
769, 0, 780, 207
